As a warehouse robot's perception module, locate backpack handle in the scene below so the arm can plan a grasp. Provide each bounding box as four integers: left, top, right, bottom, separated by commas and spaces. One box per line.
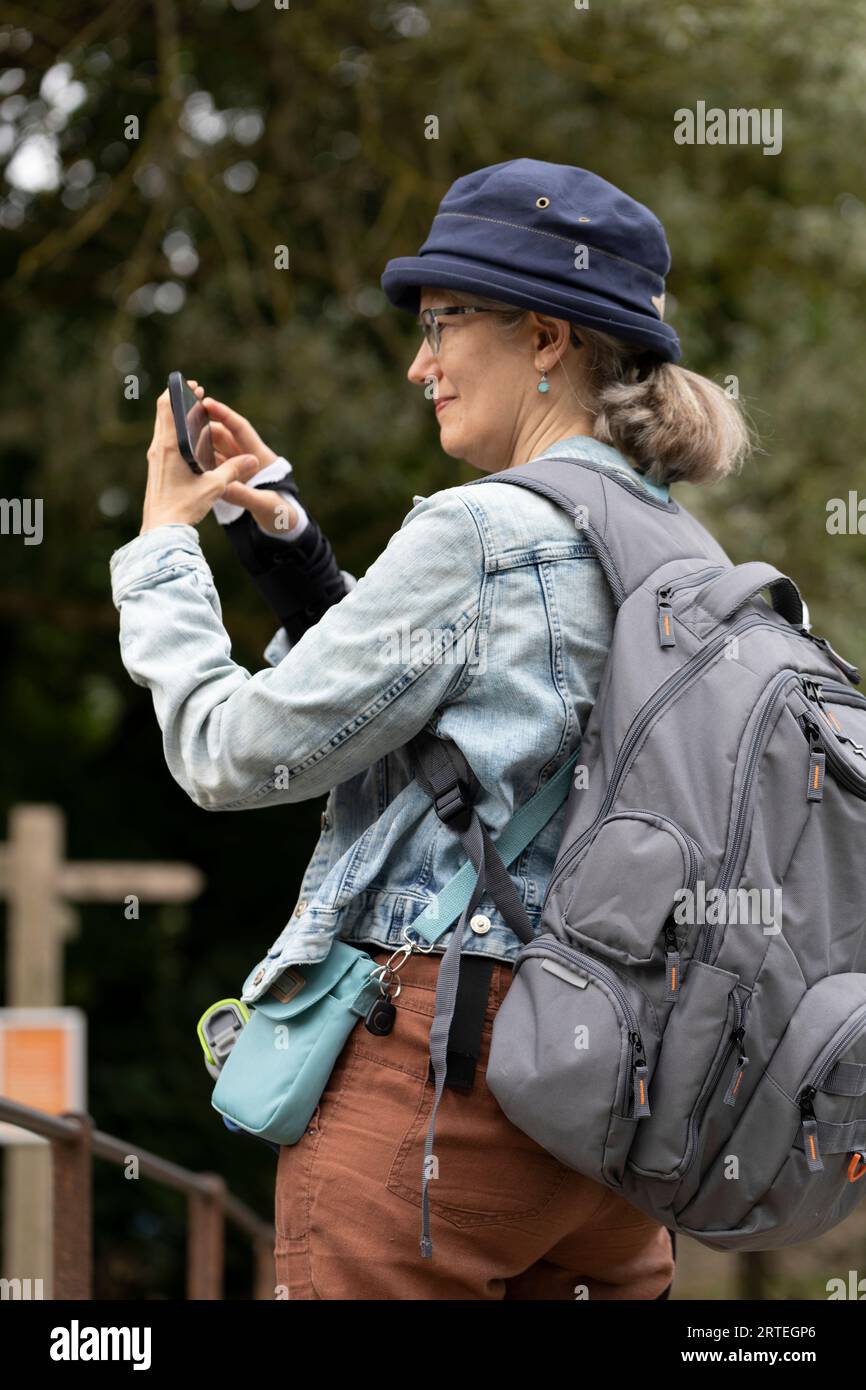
692, 562, 804, 629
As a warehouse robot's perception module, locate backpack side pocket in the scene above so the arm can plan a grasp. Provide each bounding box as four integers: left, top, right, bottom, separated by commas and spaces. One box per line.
672, 973, 866, 1250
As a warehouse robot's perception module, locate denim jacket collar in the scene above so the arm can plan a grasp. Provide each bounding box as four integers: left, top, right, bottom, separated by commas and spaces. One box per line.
531, 434, 671, 503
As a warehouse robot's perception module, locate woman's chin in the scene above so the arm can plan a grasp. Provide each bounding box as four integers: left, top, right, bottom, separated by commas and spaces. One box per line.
436, 432, 465, 460
436, 419, 464, 453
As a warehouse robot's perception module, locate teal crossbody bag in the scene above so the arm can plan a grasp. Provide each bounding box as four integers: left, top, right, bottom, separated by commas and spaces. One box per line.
209, 939, 381, 1145
204, 750, 576, 1148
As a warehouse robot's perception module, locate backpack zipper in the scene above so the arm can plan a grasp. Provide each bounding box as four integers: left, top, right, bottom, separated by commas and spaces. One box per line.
545, 613, 790, 907
813, 680, 866, 763
696, 669, 866, 966
656, 815, 702, 1004
656, 565, 726, 647
518, 937, 651, 1118
678, 987, 749, 1176
797, 1004, 866, 1173
694, 669, 803, 965
817, 678, 866, 710
800, 717, 866, 806
722, 1013, 751, 1107
798, 708, 866, 801
654, 570, 860, 683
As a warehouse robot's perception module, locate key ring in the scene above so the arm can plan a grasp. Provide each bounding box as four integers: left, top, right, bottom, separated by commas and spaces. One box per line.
367, 926, 436, 999
369, 962, 403, 1000
368, 939, 416, 999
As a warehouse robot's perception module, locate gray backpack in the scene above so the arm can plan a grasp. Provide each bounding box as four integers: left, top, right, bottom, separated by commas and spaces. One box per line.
411, 453, 866, 1258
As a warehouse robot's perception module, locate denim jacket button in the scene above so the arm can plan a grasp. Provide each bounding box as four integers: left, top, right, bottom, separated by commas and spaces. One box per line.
252, 967, 265, 985
320, 811, 329, 830
469, 913, 492, 934
294, 899, 309, 917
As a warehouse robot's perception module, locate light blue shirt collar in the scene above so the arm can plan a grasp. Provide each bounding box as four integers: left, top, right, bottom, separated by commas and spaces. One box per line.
532, 434, 671, 503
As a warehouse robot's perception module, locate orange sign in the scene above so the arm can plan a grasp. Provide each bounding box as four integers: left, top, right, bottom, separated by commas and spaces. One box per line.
0, 1009, 86, 1145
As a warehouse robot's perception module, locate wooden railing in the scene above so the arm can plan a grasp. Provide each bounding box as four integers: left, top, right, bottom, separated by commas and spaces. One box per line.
0, 1096, 275, 1299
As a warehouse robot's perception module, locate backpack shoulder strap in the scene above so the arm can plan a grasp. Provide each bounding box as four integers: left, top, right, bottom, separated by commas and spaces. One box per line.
408, 726, 559, 948
465, 454, 733, 605
407, 728, 579, 943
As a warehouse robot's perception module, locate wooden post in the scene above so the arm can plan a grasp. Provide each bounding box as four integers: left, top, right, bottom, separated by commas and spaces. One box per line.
187, 1175, 226, 1300
0, 803, 204, 1297
51, 1112, 93, 1300
2, 806, 65, 1296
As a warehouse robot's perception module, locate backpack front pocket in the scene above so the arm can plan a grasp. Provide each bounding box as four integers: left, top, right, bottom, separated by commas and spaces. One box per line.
672, 972, 866, 1250
560, 811, 704, 993
627, 959, 747, 1180
486, 935, 661, 1187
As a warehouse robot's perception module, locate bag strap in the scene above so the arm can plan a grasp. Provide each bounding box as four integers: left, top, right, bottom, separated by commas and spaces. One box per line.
406, 728, 576, 1259
407, 729, 577, 945
466, 454, 733, 608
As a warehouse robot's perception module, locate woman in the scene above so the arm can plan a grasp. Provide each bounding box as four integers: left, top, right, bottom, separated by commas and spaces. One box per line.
111, 158, 750, 1300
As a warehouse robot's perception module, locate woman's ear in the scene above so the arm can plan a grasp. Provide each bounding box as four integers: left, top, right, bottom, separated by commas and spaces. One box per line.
533, 312, 574, 358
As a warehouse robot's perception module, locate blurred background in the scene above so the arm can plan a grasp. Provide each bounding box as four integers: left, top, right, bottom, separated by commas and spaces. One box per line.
0, 0, 864, 1299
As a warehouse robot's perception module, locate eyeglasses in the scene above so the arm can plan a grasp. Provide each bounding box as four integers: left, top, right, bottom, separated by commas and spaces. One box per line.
417, 306, 499, 355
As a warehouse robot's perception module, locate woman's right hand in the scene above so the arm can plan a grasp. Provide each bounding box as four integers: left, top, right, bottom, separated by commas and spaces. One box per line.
193, 386, 279, 472
192, 384, 299, 537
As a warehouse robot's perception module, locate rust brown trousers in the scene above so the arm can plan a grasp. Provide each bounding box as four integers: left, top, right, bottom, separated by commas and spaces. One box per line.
274, 944, 676, 1300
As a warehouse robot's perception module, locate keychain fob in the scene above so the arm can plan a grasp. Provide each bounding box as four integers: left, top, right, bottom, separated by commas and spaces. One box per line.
364, 994, 397, 1036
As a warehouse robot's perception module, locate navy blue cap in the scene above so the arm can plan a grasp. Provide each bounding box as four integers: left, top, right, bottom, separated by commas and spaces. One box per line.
380, 158, 681, 363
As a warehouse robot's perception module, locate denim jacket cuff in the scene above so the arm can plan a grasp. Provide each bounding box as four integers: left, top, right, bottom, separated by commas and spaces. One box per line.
263, 627, 291, 667
109, 523, 208, 606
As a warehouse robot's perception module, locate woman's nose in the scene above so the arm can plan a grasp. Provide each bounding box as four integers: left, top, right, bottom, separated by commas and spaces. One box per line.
407, 339, 438, 385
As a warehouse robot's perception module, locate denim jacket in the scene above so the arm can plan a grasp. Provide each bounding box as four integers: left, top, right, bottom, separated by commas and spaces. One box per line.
109, 435, 670, 1003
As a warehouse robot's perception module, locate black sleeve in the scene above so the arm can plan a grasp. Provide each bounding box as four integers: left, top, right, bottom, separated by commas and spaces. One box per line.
221, 476, 349, 645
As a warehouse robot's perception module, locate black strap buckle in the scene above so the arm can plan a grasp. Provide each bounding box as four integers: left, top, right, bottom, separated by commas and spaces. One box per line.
433, 778, 473, 832
802, 676, 824, 705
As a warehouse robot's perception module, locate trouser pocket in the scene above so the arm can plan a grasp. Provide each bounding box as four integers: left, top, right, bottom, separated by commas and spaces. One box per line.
487, 936, 661, 1187
673, 972, 866, 1249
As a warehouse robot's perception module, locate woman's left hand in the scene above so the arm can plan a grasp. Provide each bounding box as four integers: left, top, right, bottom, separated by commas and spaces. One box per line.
140, 384, 262, 534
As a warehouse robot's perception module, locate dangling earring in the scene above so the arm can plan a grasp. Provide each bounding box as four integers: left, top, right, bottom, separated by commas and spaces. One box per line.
537, 369, 550, 394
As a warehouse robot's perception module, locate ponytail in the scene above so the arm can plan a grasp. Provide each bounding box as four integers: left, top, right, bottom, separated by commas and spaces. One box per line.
577, 325, 753, 487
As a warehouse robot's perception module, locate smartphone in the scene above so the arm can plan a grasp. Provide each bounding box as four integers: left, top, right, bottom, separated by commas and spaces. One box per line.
167, 371, 216, 473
